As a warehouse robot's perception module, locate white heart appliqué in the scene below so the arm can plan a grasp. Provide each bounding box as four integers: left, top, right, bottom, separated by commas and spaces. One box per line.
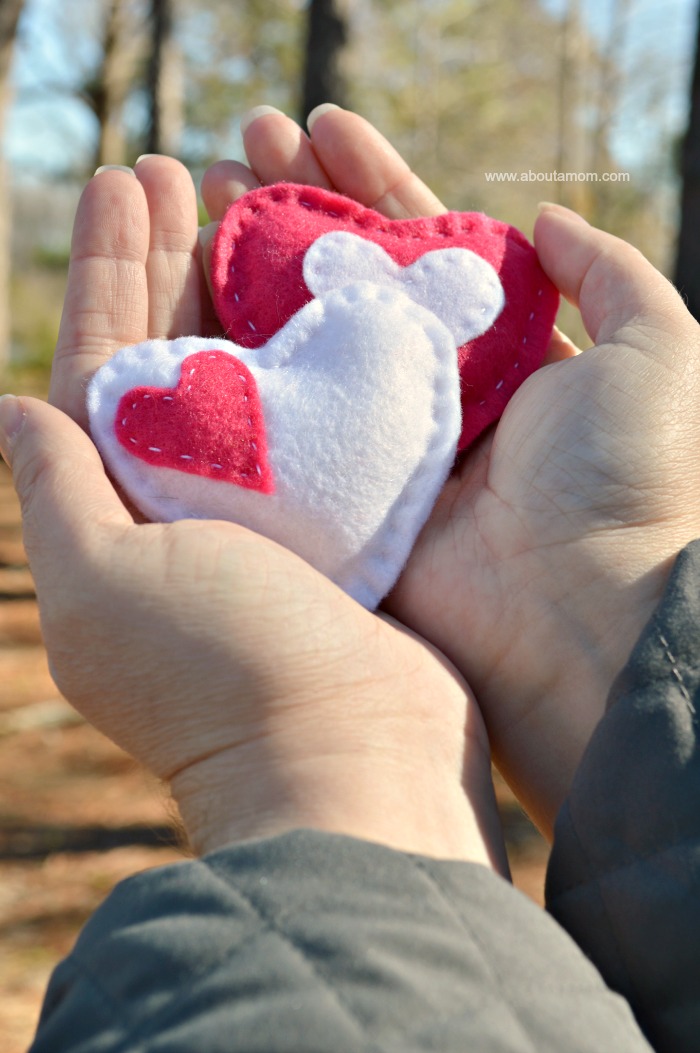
89, 237, 504, 607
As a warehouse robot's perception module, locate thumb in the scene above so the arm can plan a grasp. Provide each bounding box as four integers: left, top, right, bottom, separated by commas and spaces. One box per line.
534, 203, 697, 351
0, 395, 131, 584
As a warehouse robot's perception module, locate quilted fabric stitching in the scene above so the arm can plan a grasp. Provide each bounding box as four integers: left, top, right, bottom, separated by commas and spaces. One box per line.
57, 860, 275, 1050
223, 877, 390, 1053
547, 831, 700, 902
407, 858, 540, 1053
57, 857, 381, 1052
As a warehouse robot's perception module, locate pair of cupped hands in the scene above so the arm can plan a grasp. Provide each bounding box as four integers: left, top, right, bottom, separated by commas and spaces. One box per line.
3, 105, 699, 872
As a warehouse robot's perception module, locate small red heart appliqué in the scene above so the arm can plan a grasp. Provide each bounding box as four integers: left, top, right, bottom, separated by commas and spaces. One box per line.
210, 184, 559, 451
115, 350, 274, 492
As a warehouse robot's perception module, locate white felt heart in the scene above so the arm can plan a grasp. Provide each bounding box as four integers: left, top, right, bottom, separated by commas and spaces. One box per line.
87, 234, 506, 606
304, 232, 505, 345
89, 280, 462, 608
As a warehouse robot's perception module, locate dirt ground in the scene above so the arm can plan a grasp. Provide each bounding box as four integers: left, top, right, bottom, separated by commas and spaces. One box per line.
0, 457, 548, 1053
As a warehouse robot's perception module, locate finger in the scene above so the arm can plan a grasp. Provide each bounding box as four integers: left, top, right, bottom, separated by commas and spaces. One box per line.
241, 105, 333, 189
534, 203, 696, 349
0, 396, 132, 596
134, 155, 202, 339
201, 160, 261, 221
542, 325, 581, 365
194, 233, 223, 339
307, 105, 446, 219
197, 222, 218, 303
51, 168, 150, 429
198, 160, 261, 308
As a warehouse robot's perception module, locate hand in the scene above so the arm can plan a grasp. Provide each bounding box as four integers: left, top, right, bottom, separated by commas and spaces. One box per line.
212, 106, 700, 834
392, 205, 700, 833
0, 155, 508, 870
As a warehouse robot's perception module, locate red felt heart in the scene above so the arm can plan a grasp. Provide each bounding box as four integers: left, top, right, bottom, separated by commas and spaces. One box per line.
210, 184, 559, 451
115, 350, 274, 492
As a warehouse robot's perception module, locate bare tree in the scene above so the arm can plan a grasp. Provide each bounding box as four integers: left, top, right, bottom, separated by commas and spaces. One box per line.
587, 0, 633, 227
0, 0, 24, 142
86, 0, 140, 168
0, 0, 26, 370
589, 0, 632, 174
556, 0, 591, 210
145, 0, 181, 155
674, 2, 700, 319
301, 0, 350, 121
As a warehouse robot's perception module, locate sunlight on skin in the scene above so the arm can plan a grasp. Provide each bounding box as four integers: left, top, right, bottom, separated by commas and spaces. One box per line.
46, 103, 700, 841
26, 108, 519, 866
201, 106, 700, 835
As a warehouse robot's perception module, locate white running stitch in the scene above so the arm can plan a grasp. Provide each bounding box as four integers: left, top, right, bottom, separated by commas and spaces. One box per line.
658, 632, 695, 713
226, 204, 551, 460
121, 354, 263, 479
472, 285, 544, 405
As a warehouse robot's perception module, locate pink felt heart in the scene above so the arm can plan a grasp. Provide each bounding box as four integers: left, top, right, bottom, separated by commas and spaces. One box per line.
115, 349, 274, 492
210, 184, 559, 450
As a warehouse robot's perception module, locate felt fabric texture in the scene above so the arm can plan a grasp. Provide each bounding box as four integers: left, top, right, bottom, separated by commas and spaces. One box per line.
88, 243, 474, 607
89, 185, 558, 608
116, 350, 274, 492
210, 183, 559, 451
303, 232, 505, 346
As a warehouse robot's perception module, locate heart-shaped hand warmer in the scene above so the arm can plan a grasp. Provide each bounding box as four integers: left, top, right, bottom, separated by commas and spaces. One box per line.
210, 184, 559, 450
88, 184, 558, 608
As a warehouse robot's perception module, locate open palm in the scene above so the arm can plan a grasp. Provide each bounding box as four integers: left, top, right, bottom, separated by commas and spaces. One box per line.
197, 106, 700, 833
391, 243, 700, 830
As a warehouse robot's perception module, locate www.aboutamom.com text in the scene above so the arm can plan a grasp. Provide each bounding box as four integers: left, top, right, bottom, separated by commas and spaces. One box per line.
484, 170, 630, 183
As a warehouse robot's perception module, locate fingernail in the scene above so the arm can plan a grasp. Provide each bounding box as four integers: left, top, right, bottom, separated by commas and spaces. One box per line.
240, 105, 286, 135
307, 103, 341, 131
94, 164, 135, 177
0, 395, 25, 467
135, 154, 160, 164
537, 201, 589, 224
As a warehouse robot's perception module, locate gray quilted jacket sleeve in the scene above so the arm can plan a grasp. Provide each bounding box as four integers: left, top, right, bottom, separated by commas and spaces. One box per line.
30, 829, 648, 1053
546, 540, 700, 1052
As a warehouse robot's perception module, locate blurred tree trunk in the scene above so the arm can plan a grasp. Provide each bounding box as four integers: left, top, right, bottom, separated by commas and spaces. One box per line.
92, 0, 137, 168
0, 0, 25, 371
556, 0, 589, 211
589, 0, 631, 226
674, 2, 700, 319
145, 0, 182, 155
301, 0, 350, 121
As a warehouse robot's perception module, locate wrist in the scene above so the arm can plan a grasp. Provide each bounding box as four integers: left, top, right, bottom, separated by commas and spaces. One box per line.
170, 691, 508, 871
469, 538, 677, 835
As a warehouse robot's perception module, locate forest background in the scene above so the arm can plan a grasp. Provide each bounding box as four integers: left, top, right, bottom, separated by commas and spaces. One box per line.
2, 0, 699, 378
